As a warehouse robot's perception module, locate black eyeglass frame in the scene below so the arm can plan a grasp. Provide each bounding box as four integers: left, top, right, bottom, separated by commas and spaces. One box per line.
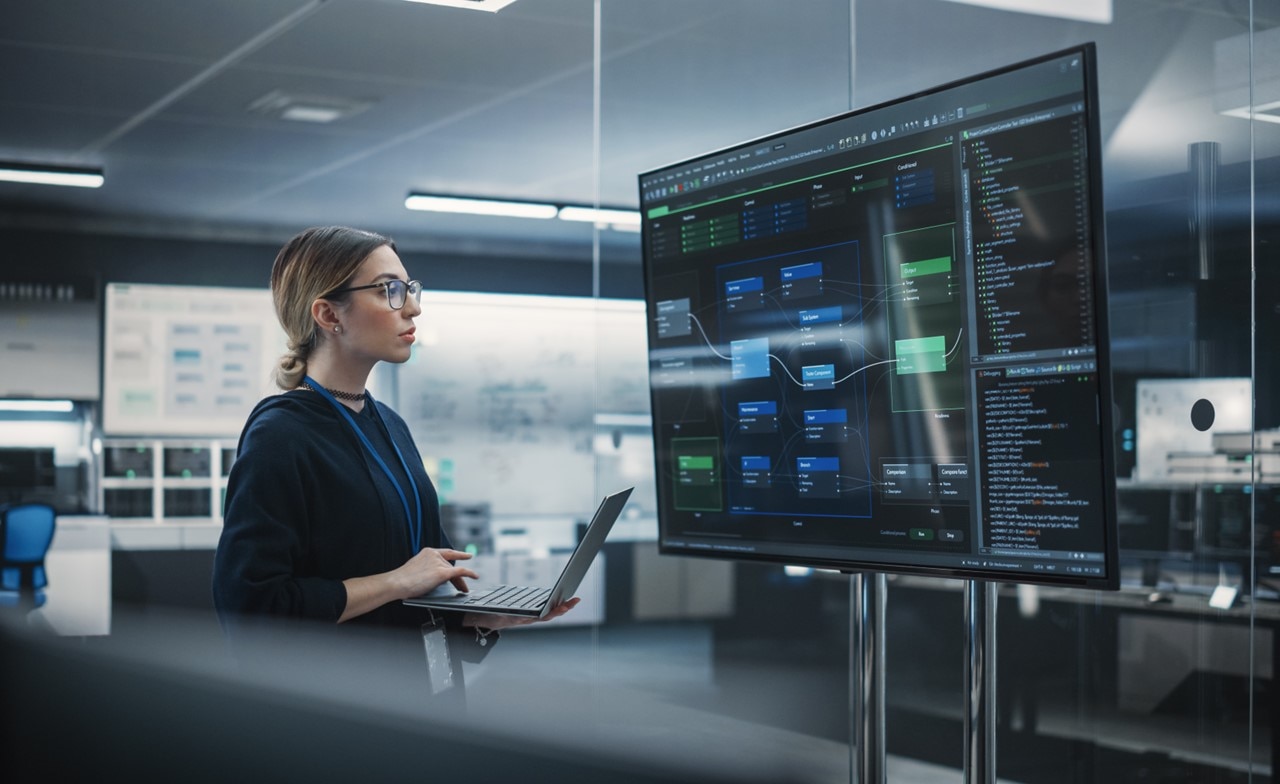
326, 279, 422, 310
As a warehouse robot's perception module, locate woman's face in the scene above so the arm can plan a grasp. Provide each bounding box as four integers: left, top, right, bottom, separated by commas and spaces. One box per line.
337, 244, 421, 365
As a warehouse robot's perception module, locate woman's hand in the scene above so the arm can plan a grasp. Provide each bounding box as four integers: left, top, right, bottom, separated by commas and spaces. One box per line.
340, 548, 478, 623
392, 548, 479, 600
463, 597, 581, 631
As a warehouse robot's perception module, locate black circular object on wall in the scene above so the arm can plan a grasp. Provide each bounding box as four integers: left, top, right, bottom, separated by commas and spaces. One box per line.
1190, 398, 1216, 432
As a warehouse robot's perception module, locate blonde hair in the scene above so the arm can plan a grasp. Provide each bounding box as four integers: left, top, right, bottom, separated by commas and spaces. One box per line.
269, 226, 395, 390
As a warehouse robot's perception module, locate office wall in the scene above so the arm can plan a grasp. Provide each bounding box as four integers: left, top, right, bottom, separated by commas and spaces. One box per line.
0, 226, 644, 298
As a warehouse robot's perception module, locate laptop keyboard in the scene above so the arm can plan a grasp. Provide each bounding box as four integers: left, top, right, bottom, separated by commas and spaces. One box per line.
465, 585, 551, 610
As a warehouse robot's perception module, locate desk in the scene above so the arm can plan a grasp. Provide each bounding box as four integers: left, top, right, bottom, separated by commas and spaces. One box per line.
110, 519, 221, 550
31, 515, 111, 636
888, 575, 1275, 777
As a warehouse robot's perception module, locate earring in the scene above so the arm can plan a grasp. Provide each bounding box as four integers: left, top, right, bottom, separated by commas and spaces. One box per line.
334, 325, 341, 333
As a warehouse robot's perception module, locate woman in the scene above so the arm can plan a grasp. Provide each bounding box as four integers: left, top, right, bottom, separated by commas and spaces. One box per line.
212, 226, 576, 652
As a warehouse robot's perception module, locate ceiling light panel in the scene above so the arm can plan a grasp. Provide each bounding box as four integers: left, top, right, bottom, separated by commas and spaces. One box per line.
1215, 27, 1280, 124
247, 90, 374, 124
401, 0, 521, 12
938, 0, 1111, 23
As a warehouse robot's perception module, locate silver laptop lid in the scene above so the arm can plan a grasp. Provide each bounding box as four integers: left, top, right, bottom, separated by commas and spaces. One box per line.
543, 487, 633, 608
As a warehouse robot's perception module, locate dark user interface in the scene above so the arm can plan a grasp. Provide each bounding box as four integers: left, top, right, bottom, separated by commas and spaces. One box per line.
639, 48, 1114, 586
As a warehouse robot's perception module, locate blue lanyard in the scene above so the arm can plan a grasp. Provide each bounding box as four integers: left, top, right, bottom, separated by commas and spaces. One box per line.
303, 375, 423, 553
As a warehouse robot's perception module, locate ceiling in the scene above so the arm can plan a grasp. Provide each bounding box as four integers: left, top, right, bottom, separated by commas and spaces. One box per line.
0, 0, 1272, 258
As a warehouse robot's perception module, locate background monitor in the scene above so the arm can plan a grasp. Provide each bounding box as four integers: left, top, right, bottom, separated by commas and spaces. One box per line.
104, 445, 153, 478
162, 446, 212, 478
0, 447, 83, 512
638, 44, 1118, 589
101, 283, 285, 438
0, 448, 55, 496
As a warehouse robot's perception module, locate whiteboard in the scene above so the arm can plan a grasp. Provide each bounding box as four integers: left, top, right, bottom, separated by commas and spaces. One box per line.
101, 284, 657, 517
400, 293, 652, 517
102, 283, 286, 437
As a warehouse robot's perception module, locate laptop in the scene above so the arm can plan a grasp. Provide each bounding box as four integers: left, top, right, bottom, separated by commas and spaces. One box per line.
404, 487, 633, 619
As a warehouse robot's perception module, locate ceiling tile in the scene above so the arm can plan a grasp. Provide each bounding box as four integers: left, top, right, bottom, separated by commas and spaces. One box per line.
241, 0, 595, 94
0, 107, 129, 156
2, 0, 317, 60
158, 63, 499, 142
0, 44, 206, 115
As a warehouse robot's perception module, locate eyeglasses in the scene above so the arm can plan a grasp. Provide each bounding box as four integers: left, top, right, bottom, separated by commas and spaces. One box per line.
326, 279, 422, 310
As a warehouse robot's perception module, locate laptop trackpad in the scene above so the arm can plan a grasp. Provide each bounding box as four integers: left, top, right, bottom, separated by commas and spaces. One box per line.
416, 583, 495, 602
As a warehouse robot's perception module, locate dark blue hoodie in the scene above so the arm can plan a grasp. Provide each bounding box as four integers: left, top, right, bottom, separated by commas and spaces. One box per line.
212, 389, 448, 630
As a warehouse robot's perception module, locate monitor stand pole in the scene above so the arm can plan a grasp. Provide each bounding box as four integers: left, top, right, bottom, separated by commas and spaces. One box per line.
850, 571, 886, 784
964, 579, 998, 784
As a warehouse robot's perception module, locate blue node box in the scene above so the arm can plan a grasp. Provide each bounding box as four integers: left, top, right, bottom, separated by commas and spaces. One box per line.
731, 337, 770, 380
801, 363, 836, 390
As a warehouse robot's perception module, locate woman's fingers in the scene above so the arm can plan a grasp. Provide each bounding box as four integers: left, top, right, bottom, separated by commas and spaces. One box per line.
433, 548, 473, 561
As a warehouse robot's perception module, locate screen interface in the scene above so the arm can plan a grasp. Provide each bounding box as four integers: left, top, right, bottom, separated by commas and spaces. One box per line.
638, 46, 1117, 588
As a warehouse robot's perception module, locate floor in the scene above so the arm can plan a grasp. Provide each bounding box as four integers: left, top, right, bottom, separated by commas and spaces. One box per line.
464, 621, 1023, 784
462, 618, 1267, 784
13, 600, 1267, 784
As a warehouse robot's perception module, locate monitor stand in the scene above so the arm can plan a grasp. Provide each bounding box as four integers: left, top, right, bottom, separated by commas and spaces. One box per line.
850, 572, 886, 783
964, 580, 998, 784
846, 575, 999, 784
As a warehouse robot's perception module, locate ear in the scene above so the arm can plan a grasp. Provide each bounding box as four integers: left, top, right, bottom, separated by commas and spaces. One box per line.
311, 297, 342, 333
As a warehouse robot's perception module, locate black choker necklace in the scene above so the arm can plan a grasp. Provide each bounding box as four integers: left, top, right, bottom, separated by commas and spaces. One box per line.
299, 381, 365, 402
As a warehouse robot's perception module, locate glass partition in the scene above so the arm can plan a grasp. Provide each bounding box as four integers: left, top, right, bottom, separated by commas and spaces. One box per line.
579, 1, 1272, 782
880, 2, 1270, 780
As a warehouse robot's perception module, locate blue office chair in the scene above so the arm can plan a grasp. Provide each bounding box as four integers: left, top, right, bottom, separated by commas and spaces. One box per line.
0, 503, 57, 610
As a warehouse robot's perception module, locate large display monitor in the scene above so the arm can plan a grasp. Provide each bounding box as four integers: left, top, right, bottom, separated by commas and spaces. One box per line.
102, 283, 285, 437
638, 45, 1118, 589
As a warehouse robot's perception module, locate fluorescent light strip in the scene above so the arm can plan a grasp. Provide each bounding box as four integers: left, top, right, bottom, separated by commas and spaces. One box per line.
593, 413, 652, 427
0, 400, 75, 413
0, 165, 103, 189
557, 206, 642, 227
406, 194, 641, 230
405, 194, 557, 219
